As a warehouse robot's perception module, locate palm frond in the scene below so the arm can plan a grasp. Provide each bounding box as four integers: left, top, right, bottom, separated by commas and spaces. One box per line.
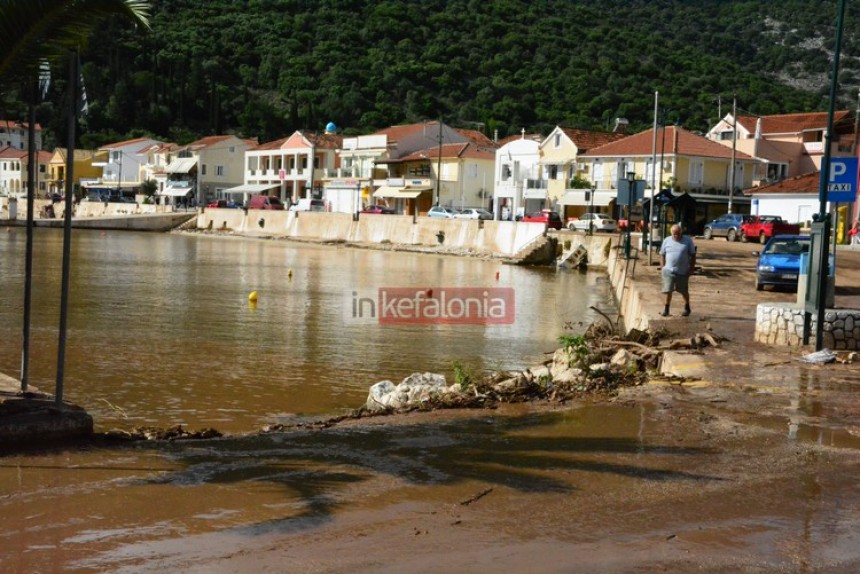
0, 0, 150, 87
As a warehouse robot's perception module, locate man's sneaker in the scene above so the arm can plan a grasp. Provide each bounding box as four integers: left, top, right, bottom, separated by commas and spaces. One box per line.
682, 307, 691, 317
660, 309, 670, 317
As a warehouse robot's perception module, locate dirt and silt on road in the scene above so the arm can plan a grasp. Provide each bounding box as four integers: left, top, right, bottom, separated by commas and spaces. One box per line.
4, 241, 860, 573
4, 330, 860, 573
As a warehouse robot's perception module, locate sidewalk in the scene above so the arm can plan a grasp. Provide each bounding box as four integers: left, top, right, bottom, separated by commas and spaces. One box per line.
619, 238, 860, 379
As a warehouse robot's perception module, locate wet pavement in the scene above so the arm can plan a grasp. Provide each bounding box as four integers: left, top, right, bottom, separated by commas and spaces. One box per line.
3, 239, 860, 572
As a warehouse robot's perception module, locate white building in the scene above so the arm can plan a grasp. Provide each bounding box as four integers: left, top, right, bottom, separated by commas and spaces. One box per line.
0, 147, 51, 197
241, 130, 341, 207
492, 132, 542, 220
0, 120, 43, 151
94, 137, 164, 194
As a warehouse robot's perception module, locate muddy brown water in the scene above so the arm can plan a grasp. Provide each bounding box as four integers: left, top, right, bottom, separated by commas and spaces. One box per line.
3, 230, 860, 572
0, 228, 615, 433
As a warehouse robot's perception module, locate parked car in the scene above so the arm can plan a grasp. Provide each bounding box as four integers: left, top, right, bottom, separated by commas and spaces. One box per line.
753, 235, 810, 291
206, 199, 241, 209
361, 204, 396, 215
567, 212, 617, 232
289, 198, 326, 212
741, 215, 802, 244
248, 195, 285, 210
522, 209, 563, 229
427, 206, 459, 218
703, 213, 748, 241
454, 208, 493, 220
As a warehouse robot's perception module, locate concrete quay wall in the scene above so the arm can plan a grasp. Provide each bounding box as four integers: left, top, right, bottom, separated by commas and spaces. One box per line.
196, 209, 548, 257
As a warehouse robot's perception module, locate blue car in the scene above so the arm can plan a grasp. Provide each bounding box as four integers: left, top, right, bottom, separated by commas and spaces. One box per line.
703, 213, 749, 241
754, 235, 810, 291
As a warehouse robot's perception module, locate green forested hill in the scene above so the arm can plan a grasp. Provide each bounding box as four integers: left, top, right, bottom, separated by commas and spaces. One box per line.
27, 0, 860, 147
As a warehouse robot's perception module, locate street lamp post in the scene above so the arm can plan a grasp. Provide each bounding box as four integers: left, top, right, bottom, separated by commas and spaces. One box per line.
588, 183, 595, 235
625, 171, 636, 258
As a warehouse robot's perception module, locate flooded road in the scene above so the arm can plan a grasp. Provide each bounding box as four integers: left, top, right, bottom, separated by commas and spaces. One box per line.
3, 229, 860, 572
2, 396, 860, 573
0, 228, 615, 433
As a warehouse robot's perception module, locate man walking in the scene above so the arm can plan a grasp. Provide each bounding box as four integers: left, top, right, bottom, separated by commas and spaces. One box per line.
659, 223, 696, 317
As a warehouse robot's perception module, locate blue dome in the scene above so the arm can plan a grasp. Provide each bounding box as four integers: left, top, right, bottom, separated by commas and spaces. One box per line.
325, 122, 337, 133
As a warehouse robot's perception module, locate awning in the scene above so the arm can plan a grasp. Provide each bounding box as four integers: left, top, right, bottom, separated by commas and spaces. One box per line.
160, 187, 192, 197
561, 190, 613, 207
523, 189, 548, 200
164, 157, 197, 174
371, 186, 417, 199
223, 183, 279, 195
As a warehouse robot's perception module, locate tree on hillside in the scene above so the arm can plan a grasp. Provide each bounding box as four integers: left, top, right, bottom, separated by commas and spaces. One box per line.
0, 0, 151, 398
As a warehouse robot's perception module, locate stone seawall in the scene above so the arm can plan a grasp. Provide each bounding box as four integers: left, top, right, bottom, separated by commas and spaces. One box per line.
196, 209, 549, 258
755, 303, 860, 350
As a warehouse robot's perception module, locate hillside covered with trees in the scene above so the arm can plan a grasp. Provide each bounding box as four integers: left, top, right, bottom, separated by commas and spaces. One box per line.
14, 0, 860, 148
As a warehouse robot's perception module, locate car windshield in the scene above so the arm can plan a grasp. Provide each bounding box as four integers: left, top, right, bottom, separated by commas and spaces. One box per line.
765, 239, 809, 255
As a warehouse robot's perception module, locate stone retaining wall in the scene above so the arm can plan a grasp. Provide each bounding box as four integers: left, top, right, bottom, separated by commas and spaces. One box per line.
755, 303, 860, 350
195, 209, 548, 257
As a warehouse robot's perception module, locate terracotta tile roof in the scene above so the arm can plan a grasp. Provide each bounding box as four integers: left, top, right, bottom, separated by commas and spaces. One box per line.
253, 136, 289, 151
455, 128, 498, 148
253, 131, 342, 151
0, 146, 26, 159
582, 126, 754, 160
736, 110, 853, 135
744, 171, 819, 195
394, 143, 495, 162
184, 135, 234, 149
558, 127, 627, 151
0, 120, 42, 131
304, 131, 343, 149
373, 121, 445, 142
99, 137, 159, 153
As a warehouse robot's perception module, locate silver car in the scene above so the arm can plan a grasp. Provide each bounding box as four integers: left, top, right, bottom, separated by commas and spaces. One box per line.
568, 212, 617, 232
427, 206, 460, 219
454, 208, 493, 220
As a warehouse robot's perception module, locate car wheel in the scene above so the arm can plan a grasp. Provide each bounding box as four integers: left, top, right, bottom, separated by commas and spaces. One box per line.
759, 232, 767, 244
740, 232, 748, 243
567, 222, 576, 231
726, 228, 737, 242
703, 227, 713, 240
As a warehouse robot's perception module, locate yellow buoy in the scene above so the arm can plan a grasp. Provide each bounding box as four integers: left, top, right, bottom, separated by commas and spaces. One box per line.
248, 291, 258, 303
287, 268, 293, 279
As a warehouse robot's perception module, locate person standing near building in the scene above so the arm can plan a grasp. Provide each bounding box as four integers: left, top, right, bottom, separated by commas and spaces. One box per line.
659, 223, 696, 317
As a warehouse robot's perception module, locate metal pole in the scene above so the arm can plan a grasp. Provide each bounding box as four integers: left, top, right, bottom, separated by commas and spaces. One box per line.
625, 172, 635, 258
56, 50, 79, 404
728, 96, 737, 213
435, 119, 442, 206
814, 0, 846, 351
649, 91, 658, 264
21, 80, 38, 392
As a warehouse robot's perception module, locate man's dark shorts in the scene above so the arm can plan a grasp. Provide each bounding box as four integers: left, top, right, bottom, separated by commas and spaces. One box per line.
661, 269, 689, 295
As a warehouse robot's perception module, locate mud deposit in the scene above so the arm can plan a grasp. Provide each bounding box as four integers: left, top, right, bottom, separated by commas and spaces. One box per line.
3, 379, 860, 573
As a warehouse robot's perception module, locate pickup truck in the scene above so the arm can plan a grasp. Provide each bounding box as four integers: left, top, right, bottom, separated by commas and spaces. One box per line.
740, 215, 802, 244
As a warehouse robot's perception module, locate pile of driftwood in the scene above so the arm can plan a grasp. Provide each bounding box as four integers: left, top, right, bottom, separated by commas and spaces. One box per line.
353, 322, 725, 414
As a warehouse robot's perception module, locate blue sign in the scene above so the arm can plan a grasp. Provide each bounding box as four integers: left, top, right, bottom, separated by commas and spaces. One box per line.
822, 157, 858, 203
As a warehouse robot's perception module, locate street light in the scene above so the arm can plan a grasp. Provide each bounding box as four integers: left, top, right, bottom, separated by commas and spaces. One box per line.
588, 183, 595, 235
625, 171, 636, 258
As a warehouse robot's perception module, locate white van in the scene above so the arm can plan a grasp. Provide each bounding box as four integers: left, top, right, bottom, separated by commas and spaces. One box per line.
289, 198, 326, 212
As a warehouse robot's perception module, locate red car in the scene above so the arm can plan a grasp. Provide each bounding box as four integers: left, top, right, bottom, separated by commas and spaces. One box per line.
522, 209, 563, 229
361, 204, 396, 214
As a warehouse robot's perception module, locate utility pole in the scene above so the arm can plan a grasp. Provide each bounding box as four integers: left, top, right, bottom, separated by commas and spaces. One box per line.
435, 119, 443, 206
649, 91, 659, 265
728, 96, 737, 214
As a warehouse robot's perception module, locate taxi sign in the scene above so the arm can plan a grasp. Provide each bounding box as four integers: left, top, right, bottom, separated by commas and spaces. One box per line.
822, 157, 858, 202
